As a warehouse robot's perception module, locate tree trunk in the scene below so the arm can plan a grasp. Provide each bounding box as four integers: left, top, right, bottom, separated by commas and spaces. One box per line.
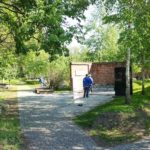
141, 50, 145, 95
125, 48, 131, 104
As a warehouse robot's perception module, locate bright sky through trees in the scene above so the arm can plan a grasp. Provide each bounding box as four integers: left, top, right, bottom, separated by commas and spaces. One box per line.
67, 4, 96, 51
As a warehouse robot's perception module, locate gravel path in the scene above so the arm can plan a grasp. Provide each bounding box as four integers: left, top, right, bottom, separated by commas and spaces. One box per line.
18, 86, 150, 150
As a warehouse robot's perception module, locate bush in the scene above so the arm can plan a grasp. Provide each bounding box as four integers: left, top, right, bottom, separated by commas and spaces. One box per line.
45, 56, 70, 89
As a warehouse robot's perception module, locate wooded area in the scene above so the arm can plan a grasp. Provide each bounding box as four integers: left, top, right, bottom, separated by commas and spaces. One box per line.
0, 1, 150, 149
0, 0, 150, 100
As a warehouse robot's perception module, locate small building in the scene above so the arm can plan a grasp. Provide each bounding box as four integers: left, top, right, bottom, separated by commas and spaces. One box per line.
70, 62, 126, 99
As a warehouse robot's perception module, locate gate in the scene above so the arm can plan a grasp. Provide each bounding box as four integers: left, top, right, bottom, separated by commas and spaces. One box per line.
114, 67, 132, 96
71, 63, 89, 99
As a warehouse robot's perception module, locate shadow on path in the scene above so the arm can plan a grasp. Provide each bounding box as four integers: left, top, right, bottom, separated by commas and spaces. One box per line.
18, 86, 150, 150
18, 86, 114, 150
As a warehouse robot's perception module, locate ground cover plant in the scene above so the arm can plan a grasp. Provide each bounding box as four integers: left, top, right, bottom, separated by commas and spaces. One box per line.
74, 80, 150, 147
0, 86, 21, 150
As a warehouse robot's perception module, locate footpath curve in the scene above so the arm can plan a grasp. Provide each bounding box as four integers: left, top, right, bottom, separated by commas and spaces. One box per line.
18, 86, 150, 150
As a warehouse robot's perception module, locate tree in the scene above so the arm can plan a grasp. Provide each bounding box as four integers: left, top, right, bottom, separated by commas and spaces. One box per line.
24, 50, 49, 78
0, 0, 96, 60
79, 3, 120, 62
133, 1, 150, 95
99, 0, 150, 102
0, 24, 17, 81
0, 50, 18, 82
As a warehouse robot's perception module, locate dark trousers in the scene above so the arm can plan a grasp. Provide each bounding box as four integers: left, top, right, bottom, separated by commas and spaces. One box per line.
83, 86, 90, 98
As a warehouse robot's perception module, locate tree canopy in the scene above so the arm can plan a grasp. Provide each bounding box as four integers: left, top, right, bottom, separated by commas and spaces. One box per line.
99, 0, 150, 98
0, 0, 95, 60
101, 0, 150, 62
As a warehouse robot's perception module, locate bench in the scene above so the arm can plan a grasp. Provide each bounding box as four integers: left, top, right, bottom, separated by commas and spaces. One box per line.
35, 88, 54, 94
0, 83, 8, 89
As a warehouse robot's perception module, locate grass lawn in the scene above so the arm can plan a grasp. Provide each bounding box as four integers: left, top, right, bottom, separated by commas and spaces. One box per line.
73, 80, 150, 147
0, 86, 21, 150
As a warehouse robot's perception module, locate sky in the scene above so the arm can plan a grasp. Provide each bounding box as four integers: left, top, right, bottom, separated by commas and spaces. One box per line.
67, 4, 96, 52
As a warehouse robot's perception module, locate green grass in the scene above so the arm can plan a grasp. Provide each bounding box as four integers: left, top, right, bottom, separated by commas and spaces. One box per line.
73, 79, 150, 146
0, 86, 21, 150
0, 79, 26, 85
0, 78, 41, 85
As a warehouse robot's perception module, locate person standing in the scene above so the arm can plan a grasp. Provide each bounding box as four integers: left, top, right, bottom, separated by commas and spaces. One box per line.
39, 77, 43, 86
83, 74, 93, 98
89, 74, 94, 92
39, 77, 46, 87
